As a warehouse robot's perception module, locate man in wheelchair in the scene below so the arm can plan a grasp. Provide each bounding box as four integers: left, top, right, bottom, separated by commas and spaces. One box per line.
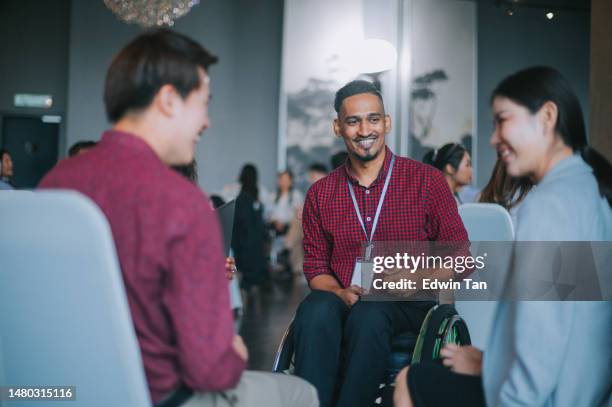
292, 80, 468, 407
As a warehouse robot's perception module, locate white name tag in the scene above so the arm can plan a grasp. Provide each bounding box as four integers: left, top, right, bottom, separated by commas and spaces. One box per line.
351, 258, 374, 294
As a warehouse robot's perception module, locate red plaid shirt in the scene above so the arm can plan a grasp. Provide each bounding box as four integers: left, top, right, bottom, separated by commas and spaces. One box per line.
302, 146, 468, 287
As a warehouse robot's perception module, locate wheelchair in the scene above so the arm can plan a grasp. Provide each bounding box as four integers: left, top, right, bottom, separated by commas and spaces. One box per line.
272, 303, 471, 406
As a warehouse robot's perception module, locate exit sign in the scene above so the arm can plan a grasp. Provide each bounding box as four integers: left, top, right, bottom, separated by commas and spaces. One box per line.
14, 94, 53, 108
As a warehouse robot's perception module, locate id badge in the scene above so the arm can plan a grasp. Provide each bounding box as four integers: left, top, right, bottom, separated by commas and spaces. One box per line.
350, 257, 374, 294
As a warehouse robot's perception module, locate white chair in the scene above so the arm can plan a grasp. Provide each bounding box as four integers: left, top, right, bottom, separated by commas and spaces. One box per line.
456, 203, 514, 349
0, 191, 151, 406
458, 203, 515, 241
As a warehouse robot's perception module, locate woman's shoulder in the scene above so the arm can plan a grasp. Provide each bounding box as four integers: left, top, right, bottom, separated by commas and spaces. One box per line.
517, 159, 611, 240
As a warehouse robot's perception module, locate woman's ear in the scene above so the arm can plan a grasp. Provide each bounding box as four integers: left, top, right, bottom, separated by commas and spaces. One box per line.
540, 101, 559, 136
444, 163, 456, 176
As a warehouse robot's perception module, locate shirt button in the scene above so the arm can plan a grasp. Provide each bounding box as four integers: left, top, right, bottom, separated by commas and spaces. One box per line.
365, 190, 370, 194
366, 216, 372, 222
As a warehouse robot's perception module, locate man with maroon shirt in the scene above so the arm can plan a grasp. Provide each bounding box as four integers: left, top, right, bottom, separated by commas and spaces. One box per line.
293, 80, 468, 407
40, 30, 316, 407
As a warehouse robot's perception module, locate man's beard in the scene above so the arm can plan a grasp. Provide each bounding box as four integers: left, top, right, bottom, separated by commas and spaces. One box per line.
352, 148, 380, 162
350, 136, 381, 162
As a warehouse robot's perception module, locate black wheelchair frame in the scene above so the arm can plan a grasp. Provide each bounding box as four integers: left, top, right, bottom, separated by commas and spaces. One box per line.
272, 304, 471, 406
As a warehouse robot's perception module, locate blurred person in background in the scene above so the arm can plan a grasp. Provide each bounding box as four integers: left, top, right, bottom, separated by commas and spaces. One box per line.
266, 170, 304, 275
68, 141, 98, 157
285, 163, 329, 276
423, 142, 473, 204
330, 150, 348, 170
232, 164, 270, 294
0, 148, 14, 189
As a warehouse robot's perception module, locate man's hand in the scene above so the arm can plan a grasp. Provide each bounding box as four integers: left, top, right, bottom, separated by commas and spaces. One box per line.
272, 220, 285, 233
232, 335, 249, 362
440, 344, 482, 375
380, 267, 454, 301
225, 256, 237, 280
333, 285, 363, 307
381, 268, 420, 298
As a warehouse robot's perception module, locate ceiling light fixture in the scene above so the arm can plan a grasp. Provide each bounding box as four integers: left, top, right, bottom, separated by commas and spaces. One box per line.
104, 0, 200, 27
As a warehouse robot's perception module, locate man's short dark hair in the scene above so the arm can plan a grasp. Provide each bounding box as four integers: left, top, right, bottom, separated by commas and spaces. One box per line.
104, 29, 218, 123
308, 163, 328, 174
330, 151, 348, 170
334, 80, 383, 114
68, 141, 97, 157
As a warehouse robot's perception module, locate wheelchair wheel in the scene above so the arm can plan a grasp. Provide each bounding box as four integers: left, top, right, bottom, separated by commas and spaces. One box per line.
272, 318, 295, 374
411, 304, 471, 365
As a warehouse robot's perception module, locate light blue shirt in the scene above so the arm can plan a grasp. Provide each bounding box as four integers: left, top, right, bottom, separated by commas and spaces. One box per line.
483, 155, 612, 406
0, 179, 13, 190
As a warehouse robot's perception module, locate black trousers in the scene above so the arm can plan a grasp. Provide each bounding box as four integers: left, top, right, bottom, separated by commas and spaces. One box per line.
407, 363, 486, 407
293, 290, 433, 407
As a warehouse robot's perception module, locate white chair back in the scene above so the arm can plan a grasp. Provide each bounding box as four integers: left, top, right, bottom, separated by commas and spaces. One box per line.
456, 203, 514, 349
458, 203, 514, 241
0, 190, 151, 406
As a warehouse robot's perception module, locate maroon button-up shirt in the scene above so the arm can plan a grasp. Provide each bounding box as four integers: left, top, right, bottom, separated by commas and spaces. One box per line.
39, 130, 245, 403
302, 146, 468, 287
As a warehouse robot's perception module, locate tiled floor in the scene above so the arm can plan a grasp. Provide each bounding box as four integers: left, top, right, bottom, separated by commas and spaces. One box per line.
239, 275, 309, 371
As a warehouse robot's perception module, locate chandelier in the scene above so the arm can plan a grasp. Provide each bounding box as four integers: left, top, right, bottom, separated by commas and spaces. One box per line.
103, 0, 200, 27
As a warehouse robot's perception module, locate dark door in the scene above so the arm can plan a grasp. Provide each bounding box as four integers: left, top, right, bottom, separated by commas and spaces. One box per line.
2, 116, 60, 189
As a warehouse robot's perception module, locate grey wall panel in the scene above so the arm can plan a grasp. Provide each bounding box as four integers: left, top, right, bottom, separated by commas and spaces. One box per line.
67, 0, 283, 193
476, 3, 590, 187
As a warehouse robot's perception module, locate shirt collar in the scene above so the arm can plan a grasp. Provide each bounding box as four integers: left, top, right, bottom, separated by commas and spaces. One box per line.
343, 145, 394, 187
100, 129, 163, 163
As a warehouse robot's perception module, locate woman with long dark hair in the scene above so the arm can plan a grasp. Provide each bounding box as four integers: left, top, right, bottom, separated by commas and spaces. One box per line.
394, 67, 612, 407
478, 157, 533, 226
423, 143, 473, 204
232, 163, 269, 292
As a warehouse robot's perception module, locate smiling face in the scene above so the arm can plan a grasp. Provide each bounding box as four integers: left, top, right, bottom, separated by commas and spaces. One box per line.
450, 151, 472, 187
166, 68, 211, 165
175, 68, 211, 164
333, 93, 390, 163
490, 96, 549, 179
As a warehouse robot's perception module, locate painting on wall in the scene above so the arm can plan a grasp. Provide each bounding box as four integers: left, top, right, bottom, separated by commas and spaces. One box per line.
408, 0, 476, 161
280, 0, 476, 189
280, 0, 373, 191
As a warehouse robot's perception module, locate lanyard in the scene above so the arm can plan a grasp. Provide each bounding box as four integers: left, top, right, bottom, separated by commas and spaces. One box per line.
347, 155, 395, 259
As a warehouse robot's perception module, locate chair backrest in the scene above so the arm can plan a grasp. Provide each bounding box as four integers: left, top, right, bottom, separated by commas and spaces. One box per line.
456, 203, 514, 349
458, 203, 514, 241
0, 191, 151, 406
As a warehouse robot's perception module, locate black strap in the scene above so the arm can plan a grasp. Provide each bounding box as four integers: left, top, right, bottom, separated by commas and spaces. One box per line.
154, 385, 194, 407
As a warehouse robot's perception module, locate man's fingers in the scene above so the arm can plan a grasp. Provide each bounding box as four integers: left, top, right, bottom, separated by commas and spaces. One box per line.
442, 344, 459, 353
347, 293, 360, 306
